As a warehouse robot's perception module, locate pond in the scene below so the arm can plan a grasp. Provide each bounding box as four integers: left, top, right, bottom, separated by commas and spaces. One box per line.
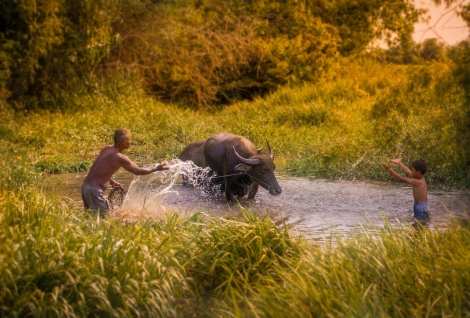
48, 160, 470, 241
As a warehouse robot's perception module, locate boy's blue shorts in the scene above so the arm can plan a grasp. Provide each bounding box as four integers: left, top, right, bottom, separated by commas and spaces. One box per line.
413, 202, 429, 219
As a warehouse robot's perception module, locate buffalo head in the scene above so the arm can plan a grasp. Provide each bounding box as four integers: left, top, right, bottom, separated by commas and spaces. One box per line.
232, 140, 282, 196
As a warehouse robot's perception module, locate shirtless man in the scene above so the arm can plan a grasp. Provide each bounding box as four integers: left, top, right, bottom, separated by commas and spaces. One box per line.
81, 128, 170, 219
381, 157, 429, 219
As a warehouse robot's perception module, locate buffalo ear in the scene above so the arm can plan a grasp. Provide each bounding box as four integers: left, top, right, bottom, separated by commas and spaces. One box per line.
235, 163, 252, 172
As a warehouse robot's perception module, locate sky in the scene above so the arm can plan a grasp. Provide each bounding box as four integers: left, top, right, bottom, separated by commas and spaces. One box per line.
413, 0, 470, 45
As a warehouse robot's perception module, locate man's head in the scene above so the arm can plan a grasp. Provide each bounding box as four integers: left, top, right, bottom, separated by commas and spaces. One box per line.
412, 159, 428, 175
114, 128, 131, 145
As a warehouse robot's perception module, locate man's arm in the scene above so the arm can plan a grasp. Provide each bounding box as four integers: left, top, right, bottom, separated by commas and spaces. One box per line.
120, 155, 169, 175
390, 157, 412, 176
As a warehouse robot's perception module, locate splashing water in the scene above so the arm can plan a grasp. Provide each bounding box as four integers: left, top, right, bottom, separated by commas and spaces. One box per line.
114, 159, 220, 220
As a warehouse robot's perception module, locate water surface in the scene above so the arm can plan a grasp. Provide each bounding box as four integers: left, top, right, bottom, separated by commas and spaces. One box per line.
48, 160, 470, 241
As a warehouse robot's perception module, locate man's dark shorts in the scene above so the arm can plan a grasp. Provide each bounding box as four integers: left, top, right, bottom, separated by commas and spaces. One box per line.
81, 184, 109, 219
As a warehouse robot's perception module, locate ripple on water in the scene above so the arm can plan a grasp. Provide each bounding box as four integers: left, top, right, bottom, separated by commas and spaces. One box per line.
48, 159, 470, 241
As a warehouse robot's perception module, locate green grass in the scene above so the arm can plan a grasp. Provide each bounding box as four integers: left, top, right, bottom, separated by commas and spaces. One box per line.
0, 164, 469, 316
0, 59, 469, 316
1, 59, 467, 185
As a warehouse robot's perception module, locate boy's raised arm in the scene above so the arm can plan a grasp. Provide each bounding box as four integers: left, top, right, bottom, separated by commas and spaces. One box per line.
380, 162, 391, 171
391, 157, 412, 176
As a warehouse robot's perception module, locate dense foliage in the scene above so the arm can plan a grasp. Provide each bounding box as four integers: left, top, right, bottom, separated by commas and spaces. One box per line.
0, 0, 116, 108
448, 4, 470, 169
1, 0, 424, 109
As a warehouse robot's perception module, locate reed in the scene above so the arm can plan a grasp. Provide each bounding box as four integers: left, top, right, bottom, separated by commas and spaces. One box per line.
1, 60, 466, 185
222, 219, 470, 317
0, 164, 468, 316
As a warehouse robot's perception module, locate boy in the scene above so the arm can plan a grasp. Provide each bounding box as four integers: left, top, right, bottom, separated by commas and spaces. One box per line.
82, 128, 170, 219
381, 157, 429, 219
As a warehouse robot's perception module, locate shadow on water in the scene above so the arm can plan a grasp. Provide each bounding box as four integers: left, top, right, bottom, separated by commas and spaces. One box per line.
47, 159, 470, 242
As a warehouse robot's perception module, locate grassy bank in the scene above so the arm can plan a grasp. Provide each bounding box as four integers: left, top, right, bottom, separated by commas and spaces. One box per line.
0, 60, 469, 316
1, 59, 468, 186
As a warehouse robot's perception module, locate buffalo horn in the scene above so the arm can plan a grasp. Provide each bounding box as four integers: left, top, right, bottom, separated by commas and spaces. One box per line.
266, 139, 274, 160
233, 146, 261, 165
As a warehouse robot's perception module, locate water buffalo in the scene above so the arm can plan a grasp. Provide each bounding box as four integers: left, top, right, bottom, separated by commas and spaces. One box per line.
202, 132, 282, 201
179, 139, 206, 186
179, 139, 206, 167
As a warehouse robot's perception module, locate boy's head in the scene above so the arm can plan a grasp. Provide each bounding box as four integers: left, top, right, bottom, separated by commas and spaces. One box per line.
412, 159, 428, 175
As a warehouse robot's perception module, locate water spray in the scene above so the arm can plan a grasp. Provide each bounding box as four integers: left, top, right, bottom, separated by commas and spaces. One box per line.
111, 159, 221, 220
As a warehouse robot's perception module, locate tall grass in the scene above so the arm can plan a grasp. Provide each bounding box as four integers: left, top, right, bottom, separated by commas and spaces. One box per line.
0, 150, 469, 316
227, 219, 470, 317
1, 59, 466, 185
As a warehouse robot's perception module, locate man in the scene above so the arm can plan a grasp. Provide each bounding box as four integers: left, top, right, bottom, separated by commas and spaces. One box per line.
81, 128, 169, 219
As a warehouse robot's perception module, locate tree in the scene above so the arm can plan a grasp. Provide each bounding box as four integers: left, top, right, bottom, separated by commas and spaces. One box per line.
307, 0, 423, 55
0, 0, 116, 109
436, 0, 470, 176
418, 38, 446, 61
104, 0, 340, 108
0, 0, 429, 109
0, 0, 64, 103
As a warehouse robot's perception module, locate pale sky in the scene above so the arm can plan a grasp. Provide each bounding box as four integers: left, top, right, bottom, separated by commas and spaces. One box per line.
413, 0, 470, 45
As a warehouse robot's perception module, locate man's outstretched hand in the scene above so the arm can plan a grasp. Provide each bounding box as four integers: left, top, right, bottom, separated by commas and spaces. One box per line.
155, 163, 170, 172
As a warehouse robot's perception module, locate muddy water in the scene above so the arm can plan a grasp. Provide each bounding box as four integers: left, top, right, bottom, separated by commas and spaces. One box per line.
48, 160, 470, 241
